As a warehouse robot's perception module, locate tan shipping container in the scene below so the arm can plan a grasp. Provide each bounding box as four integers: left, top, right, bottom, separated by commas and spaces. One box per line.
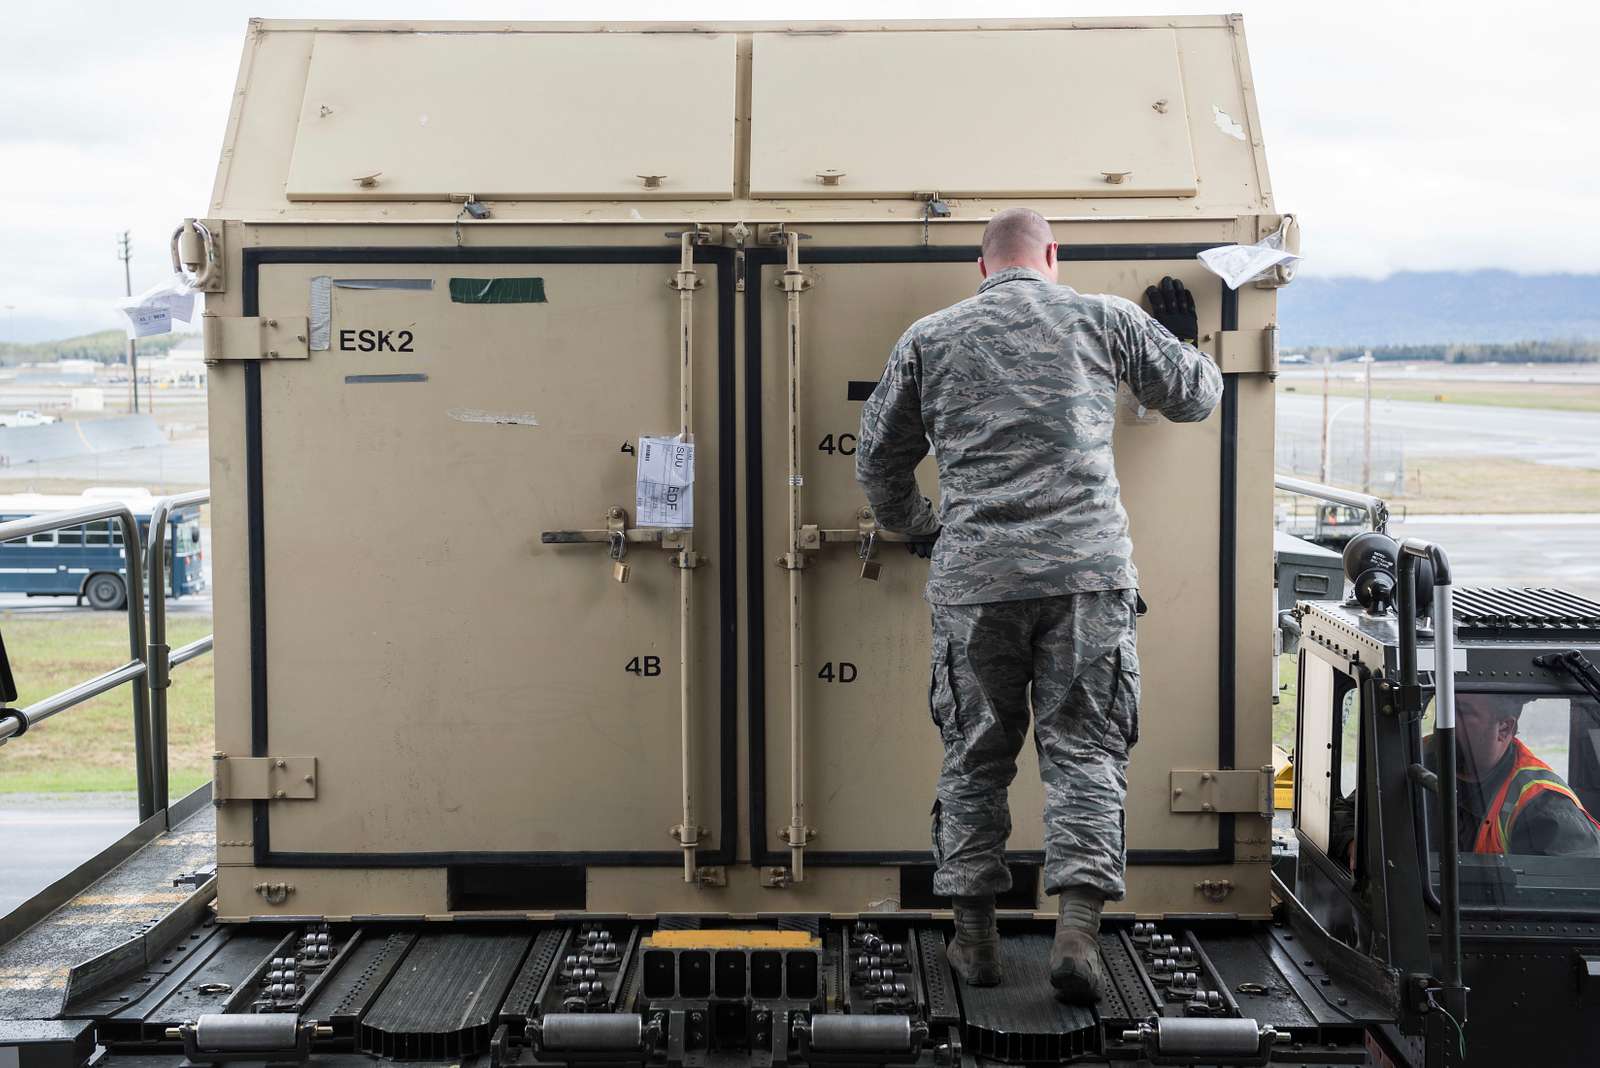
192, 17, 1289, 922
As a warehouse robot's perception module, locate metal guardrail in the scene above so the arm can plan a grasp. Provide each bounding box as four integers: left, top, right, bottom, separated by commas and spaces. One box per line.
0, 492, 211, 823
1274, 475, 1391, 535
146, 490, 210, 813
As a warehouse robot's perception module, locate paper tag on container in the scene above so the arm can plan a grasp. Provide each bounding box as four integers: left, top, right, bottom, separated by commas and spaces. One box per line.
117, 274, 198, 338
121, 306, 172, 338
1197, 233, 1302, 289
636, 435, 694, 528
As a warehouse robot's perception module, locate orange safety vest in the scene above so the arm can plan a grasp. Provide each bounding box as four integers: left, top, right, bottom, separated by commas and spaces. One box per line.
1472, 739, 1600, 854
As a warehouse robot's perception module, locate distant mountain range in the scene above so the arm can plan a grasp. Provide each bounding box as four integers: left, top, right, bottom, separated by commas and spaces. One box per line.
1278, 270, 1600, 348
0, 329, 192, 366
5, 271, 1598, 356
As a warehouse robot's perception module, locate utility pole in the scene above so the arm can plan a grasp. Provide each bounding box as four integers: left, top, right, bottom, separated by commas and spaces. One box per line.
1319, 354, 1331, 483
118, 231, 140, 414
1362, 349, 1373, 493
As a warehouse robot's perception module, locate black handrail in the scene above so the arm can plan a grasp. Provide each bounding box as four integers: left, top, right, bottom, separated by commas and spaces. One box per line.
1398, 540, 1468, 1030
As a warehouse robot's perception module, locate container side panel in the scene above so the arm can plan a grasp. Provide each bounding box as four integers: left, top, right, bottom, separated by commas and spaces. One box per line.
212, 29, 318, 217
206, 234, 257, 866
1174, 23, 1271, 215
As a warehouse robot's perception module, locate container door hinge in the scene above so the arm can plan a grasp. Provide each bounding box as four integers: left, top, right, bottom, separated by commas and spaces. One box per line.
202, 314, 310, 363
1214, 325, 1278, 376
213, 754, 318, 802
1170, 767, 1273, 819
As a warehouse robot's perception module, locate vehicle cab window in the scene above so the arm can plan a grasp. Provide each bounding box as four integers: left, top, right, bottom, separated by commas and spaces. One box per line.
1421, 691, 1600, 910
1296, 653, 1360, 863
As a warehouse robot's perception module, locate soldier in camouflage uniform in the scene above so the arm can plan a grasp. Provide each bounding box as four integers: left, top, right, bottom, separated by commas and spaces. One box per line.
855, 207, 1223, 1004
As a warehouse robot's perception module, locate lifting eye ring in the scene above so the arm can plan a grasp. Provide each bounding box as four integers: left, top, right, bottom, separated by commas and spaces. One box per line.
170, 219, 220, 289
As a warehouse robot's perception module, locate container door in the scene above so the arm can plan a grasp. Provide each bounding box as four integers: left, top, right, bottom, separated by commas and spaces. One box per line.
752, 249, 1230, 873
246, 251, 729, 864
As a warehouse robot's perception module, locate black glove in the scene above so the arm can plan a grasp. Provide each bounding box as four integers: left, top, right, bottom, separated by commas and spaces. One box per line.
905, 531, 939, 559
1144, 275, 1199, 344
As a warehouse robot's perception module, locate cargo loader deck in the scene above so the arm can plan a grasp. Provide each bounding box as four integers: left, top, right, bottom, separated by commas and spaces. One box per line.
0, 815, 1380, 1068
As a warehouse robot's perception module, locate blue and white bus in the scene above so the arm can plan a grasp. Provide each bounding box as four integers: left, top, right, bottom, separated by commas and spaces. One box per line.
0, 490, 206, 610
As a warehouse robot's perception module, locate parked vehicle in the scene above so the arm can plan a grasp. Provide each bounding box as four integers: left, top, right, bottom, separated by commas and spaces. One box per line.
0, 489, 204, 609
0, 409, 58, 428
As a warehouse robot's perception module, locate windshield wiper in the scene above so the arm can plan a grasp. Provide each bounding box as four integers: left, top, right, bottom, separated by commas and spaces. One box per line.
1534, 649, 1600, 704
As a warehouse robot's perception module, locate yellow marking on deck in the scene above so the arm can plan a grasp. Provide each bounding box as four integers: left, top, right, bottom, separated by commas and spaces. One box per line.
75, 890, 188, 907
0, 965, 70, 989
642, 930, 820, 950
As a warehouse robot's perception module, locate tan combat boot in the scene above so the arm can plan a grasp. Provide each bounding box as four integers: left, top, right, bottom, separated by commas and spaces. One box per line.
946, 895, 1002, 986
1049, 888, 1107, 1005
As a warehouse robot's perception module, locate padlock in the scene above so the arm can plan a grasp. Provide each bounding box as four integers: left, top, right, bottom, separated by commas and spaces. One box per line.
857, 529, 880, 581
608, 530, 629, 583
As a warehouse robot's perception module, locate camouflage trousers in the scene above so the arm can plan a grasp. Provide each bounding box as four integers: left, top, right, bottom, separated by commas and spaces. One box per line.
928, 590, 1139, 901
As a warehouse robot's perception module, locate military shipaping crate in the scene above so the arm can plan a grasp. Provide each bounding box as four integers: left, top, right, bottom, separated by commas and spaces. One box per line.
193, 18, 1289, 921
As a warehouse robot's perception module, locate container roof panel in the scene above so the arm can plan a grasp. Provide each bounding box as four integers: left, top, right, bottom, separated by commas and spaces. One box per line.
210, 19, 1269, 219
283, 32, 738, 201
749, 29, 1199, 199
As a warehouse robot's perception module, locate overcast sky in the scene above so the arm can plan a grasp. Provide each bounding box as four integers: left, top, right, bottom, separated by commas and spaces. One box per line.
2, 0, 1596, 341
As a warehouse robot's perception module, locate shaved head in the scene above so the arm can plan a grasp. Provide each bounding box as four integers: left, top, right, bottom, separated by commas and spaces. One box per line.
979, 207, 1058, 281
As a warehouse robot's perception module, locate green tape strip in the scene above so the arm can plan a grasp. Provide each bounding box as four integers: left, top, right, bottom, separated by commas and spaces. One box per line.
448, 277, 547, 304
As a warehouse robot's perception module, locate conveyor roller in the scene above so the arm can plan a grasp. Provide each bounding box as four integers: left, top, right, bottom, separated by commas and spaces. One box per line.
537, 1013, 647, 1052
166, 1014, 325, 1064
1122, 1017, 1279, 1065
807, 1015, 916, 1052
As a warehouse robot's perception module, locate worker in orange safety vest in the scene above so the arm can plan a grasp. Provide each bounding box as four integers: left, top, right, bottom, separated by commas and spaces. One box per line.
1453, 693, 1600, 856
1330, 692, 1600, 865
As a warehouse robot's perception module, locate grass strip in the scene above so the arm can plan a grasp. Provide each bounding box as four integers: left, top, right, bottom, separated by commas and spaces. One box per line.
0, 612, 213, 793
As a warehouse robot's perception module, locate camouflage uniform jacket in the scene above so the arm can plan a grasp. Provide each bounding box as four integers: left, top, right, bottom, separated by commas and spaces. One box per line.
856, 266, 1224, 605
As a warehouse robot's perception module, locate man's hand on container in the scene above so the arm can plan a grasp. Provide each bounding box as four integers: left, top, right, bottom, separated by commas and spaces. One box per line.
1144, 275, 1199, 344
906, 530, 939, 559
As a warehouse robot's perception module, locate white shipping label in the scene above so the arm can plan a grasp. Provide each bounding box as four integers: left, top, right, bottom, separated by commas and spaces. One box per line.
121, 306, 172, 337
638, 436, 695, 487
118, 273, 198, 338
637, 436, 695, 528
1197, 237, 1301, 290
